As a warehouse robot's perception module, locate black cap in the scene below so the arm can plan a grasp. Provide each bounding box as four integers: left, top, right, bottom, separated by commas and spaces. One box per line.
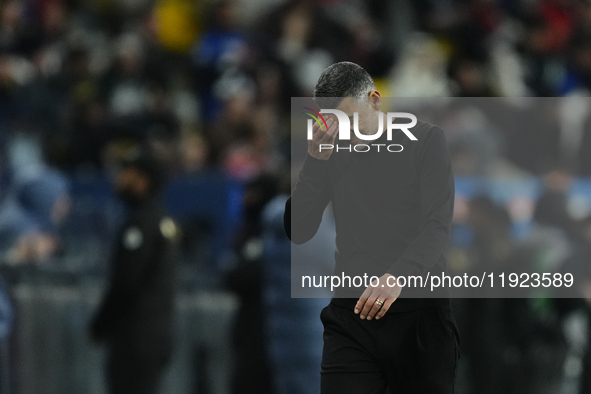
120, 149, 167, 192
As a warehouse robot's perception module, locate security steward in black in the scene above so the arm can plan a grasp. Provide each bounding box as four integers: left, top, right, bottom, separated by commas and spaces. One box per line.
89, 150, 178, 394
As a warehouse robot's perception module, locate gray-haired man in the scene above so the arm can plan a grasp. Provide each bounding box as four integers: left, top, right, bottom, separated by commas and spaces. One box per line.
285, 62, 460, 393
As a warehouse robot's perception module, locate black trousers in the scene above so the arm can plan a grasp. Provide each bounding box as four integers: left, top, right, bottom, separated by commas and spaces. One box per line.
106, 346, 170, 394
320, 299, 460, 394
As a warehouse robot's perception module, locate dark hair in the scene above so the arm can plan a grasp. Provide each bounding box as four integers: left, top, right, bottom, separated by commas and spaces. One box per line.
314, 62, 375, 108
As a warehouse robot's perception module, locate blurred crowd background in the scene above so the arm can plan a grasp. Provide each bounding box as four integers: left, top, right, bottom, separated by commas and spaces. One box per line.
2, 0, 591, 393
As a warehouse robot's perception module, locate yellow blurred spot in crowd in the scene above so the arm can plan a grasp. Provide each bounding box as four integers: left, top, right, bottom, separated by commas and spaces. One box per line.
154, 0, 200, 53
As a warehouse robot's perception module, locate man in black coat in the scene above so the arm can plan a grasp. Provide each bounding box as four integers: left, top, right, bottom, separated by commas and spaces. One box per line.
286, 62, 460, 393
89, 150, 178, 394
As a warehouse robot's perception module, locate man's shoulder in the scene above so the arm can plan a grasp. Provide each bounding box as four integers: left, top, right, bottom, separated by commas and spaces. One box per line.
411, 121, 449, 158
413, 120, 443, 141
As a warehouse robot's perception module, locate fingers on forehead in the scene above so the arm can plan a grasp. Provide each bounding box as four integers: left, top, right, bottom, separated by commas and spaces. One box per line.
324, 114, 337, 123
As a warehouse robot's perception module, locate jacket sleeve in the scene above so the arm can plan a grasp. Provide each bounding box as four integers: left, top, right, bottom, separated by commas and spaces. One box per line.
387, 126, 455, 278
284, 154, 332, 245
90, 222, 157, 337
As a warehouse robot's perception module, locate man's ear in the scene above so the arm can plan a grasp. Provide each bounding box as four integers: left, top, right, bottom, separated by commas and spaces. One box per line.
368, 90, 382, 111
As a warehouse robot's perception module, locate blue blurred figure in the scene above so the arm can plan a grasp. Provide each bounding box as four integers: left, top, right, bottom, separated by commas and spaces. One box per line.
261, 172, 334, 394
0, 135, 70, 263
0, 275, 13, 394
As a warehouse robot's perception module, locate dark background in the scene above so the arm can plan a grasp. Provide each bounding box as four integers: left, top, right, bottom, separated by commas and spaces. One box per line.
2, 0, 591, 393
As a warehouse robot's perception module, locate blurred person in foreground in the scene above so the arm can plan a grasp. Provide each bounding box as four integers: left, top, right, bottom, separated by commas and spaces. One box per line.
457, 196, 566, 394
225, 174, 278, 394
263, 168, 333, 394
285, 62, 459, 393
89, 149, 178, 394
